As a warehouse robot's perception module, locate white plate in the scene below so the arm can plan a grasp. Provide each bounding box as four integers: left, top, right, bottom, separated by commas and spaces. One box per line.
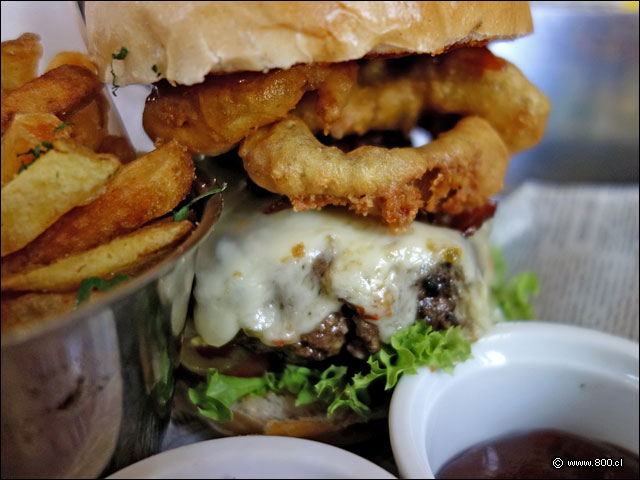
108, 436, 396, 479
389, 321, 639, 478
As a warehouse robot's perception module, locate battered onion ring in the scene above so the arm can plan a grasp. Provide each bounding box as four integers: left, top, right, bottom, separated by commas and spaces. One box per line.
143, 62, 357, 155
239, 115, 509, 229
294, 78, 424, 139
295, 48, 550, 153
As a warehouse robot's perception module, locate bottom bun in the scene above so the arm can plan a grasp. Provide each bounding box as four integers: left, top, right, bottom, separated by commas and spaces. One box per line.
209, 392, 388, 445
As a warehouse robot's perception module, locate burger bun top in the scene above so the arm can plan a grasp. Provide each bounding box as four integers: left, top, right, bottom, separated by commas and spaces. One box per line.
85, 1, 532, 86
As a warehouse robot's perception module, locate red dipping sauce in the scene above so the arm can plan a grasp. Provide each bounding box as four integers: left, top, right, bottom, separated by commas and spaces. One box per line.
436, 429, 639, 479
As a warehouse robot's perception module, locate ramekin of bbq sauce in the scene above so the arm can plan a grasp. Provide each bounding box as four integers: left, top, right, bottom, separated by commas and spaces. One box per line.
389, 322, 639, 479
437, 429, 639, 479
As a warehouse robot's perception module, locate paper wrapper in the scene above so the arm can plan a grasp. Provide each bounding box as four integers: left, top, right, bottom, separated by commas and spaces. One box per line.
493, 182, 639, 341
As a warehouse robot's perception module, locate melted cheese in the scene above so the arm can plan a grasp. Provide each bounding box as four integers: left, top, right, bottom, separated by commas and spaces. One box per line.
194, 194, 492, 347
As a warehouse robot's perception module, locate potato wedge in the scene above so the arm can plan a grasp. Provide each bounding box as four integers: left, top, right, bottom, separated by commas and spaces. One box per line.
1, 140, 193, 274
1, 291, 76, 333
97, 134, 136, 164
1, 33, 42, 94
46, 51, 98, 75
1, 113, 71, 187
38, 52, 107, 150
1, 220, 194, 292
1, 141, 120, 256
1, 64, 102, 136
65, 98, 108, 151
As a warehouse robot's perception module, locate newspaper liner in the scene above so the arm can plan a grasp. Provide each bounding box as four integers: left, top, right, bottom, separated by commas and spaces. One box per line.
493, 182, 639, 341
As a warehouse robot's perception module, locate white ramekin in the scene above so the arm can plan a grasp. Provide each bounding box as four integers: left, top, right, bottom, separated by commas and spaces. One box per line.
389, 322, 639, 478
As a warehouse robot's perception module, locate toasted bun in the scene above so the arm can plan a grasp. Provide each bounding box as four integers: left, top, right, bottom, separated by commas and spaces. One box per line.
85, 1, 532, 86
205, 392, 387, 446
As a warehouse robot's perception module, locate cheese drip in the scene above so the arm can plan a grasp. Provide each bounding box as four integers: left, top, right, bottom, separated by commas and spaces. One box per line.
194, 194, 492, 347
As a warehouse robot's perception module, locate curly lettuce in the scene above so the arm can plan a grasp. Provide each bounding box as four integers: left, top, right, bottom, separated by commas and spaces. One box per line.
189, 323, 471, 422
490, 245, 539, 320
189, 369, 277, 423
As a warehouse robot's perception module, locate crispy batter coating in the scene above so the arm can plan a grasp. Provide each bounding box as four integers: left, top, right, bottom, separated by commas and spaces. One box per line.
144, 48, 547, 157
297, 48, 550, 153
240, 115, 509, 229
143, 62, 357, 155
294, 78, 424, 138
1, 64, 103, 136
415, 48, 550, 153
1, 140, 194, 276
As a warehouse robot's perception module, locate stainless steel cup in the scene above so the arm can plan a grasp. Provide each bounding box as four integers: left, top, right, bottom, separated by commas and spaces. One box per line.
1, 173, 222, 479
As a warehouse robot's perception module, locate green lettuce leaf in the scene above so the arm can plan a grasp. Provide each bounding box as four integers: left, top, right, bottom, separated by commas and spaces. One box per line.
188, 369, 276, 422
490, 245, 540, 320
188, 322, 471, 422
277, 365, 320, 407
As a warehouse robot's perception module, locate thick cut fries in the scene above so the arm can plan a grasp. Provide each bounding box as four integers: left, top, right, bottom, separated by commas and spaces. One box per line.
240, 115, 509, 229
1, 141, 120, 256
45, 51, 98, 75
97, 134, 136, 163
1, 34, 201, 322
0, 113, 71, 187
1, 64, 103, 136
1, 33, 42, 94
2, 140, 194, 275
64, 99, 108, 151
1, 220, 194, 292
41, 52, 108, 150
143, 62, 356, 155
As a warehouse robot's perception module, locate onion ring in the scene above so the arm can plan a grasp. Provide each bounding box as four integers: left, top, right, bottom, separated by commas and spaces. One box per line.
293, 78, 424, 139
143, 62, 357, 155
239, 115, 509, 229
295, 48, 550, 153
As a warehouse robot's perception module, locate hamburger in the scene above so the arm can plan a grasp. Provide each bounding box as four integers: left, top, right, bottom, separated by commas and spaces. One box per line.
85, 1, 548, 441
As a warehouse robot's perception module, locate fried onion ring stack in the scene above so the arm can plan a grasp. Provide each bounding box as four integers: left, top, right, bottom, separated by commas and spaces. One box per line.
143, 63, 357, 157
296, 48, 550, 154
144, 47, 548, 229
241, 115, 509, 229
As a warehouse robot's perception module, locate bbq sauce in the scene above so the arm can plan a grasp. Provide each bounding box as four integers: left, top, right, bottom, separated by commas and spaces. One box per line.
436, 429, 639, 479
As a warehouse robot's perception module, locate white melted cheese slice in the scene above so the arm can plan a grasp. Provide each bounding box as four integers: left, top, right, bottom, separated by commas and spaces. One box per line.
194, 194, 492, 347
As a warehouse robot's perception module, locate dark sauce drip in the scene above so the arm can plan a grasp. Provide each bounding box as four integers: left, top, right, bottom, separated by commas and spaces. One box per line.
436, 429, 639, 479
418, 112, 463, 137
262, 195, 292, 214
418, 200, 497, 237
316, 129, 412, 152
444, 46, 508, 75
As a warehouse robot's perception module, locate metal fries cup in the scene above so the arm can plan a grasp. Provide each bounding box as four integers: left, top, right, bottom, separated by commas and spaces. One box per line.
0, 172, 222, 479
